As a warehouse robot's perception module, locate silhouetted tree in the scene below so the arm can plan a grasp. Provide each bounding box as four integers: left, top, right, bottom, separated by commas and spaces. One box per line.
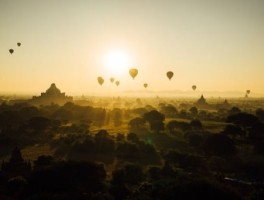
166, 120, 179, 134
226, 112, 263, 139
112, 108, 122, 127
28, 161, 106, 194
143, 110, 165, 133
128, 117, 146, 129
94, 108, 107, 127
222, 124, 245, 139
203, 134, 237, 157
189, 106, 198, 117
116, 142, 140, 162
127, 133, 140, 143
256, 108, 264, 123
188, 133, 203, 148
94, 130, 115, 161
160, 104, 178, 117
198, 110, 208, 119
0, 110, 22, 131
116, 133, 125, 141
167, 120, 192, 134
20, 106, 40, 120
27, 116, 51, 132
228, 107, 241, 116
112, 164, 144, 186
34, 155, 54, 169
164, 150, 205, 172
52, 108, 73, 121
190, 119, 203, 130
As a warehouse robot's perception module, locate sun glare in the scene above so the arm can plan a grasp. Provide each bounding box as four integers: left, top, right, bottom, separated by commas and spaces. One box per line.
105, 50, 130, 76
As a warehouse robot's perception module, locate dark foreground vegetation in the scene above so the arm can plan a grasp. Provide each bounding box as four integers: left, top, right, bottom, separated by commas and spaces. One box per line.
0, 97, 264, 199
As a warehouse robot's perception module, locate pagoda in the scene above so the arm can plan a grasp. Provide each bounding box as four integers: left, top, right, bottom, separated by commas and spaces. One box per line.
195, 95, 210, 108
30, 83, 73, 105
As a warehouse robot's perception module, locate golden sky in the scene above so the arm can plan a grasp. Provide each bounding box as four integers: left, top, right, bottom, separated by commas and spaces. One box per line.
0, 0, 264, 96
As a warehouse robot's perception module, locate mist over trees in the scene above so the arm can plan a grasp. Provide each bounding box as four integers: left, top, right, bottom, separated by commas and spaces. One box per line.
0, 97, 264, 199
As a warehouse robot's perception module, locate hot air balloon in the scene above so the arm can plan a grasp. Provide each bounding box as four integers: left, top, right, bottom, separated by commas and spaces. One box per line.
97, 76, 104, 85
129, 68, 138, 79
166, 71, 174, 80
9, 49, 14, 54
115, 81, 120, 86
17, 42, 21, 47
110, 77, 115, 83
143, 83, 148, 88
192, 85, 197, 91
246, 90, 250, 94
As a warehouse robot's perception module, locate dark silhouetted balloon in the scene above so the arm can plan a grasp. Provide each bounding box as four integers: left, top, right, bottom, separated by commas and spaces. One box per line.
110, 77, 115, 83
246, 90, 250, 94
9, 49, 14, 54
129, 68, 138, 79
115, 81, 120, 86
166, 71, 174, 80
192, 85, 197, 91
144, 83, 148, 88
17, 42, 21, 47
97, 76, 104, 85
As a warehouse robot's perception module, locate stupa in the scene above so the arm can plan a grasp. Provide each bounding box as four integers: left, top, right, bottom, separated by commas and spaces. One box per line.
30, 83, 73, 105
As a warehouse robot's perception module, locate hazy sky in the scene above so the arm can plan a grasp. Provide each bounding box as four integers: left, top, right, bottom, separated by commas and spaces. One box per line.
0, 0, 264, 96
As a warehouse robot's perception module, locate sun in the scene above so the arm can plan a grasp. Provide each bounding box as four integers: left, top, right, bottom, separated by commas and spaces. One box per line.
105, 50, 130, 76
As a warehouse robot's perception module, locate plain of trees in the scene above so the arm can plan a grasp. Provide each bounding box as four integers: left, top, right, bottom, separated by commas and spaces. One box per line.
0, 98, 264, 199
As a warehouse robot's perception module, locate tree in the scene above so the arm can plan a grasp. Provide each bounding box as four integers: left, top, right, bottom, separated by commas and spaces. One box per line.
190, 119, 203, 130
188, 133, 203, 148
94, 130, 115, 155
128, 117, 146, 129
0, 110, 22, 131
52, 108, 73, 121
256, 108, 264, 123
203, 134, 237, 157
160, 104, 178, 117
27, 116, 51, 132
127, 133, 140, 143
111, 164, 144, 186
167, 119, 197, 134
228, 107, 241, 116
29, 161, 106, 194
226, 112, 262, 139
112, 108, 122, 127
222, 124, 245, 139
189, 107, 198, 117
143, 110, 165, 133
20, 106, 40, 120
166, 120, 179, 134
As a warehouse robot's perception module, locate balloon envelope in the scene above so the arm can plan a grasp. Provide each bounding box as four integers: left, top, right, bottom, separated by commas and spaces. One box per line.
110, 77, 115, 83
115, 81, 120, 86
246, 90, 250, 94
97, 77, 104, 85
129, 68, 138, 79
166, 71, 174, 80
192, 85, 197, 90
9, 49, 14, 54
143, 83, 148, 88
17, 42, 21, 47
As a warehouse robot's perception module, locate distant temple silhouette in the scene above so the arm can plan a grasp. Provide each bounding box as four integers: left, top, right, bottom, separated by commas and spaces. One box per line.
194, 95, 232, 110
195, 95, 210, 108
222, 99, 230, 108
1, 147, 31, 178
30, 83, 73, 105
